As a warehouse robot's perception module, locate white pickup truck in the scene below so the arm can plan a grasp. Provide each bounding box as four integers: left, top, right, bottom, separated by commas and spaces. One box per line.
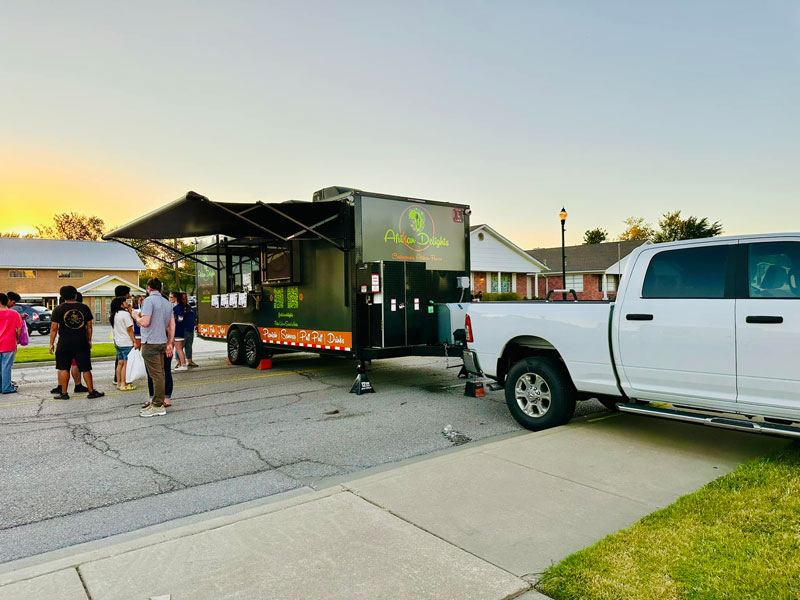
463, 234, 800, 438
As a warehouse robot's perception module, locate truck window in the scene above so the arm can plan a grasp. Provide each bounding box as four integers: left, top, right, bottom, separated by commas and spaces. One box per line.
747, 242, 800, 299
642, 246, 730, 299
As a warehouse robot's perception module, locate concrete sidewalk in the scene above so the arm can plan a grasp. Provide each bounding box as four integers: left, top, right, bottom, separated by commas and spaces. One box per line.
0, 412, 787, 600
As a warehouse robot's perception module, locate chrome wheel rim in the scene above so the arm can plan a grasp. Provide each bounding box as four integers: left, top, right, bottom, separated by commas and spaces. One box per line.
514, 373, 552, 418
228, 337, 240, 362
245, 336, 258, 364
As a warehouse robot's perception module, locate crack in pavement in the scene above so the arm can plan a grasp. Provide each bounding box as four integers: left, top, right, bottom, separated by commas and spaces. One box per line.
68, 423, 187, 492
163, 424, 280, 469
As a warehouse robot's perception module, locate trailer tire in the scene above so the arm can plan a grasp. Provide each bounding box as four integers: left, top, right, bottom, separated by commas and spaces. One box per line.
243, 329, 262, 368
227, 329, 245, 365
505, 357, 576, 431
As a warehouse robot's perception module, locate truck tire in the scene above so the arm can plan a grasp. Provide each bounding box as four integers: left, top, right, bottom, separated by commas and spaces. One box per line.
243, 329, 262, 369
505, 357, 576, 431
227, 329, 245, 365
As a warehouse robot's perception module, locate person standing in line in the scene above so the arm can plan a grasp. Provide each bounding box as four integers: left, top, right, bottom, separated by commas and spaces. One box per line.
182, 293, 198, 368
0, 293, 23, 395
49, 286, 104, 400
112, 285, 131, 385
132, 295, 144, 350
110, 297, 137, 391
49, 292, 89, 395
170, 291, 188, 371
6, 291, 21, 309
134, 278, 174, 417
6, 292, 22, 390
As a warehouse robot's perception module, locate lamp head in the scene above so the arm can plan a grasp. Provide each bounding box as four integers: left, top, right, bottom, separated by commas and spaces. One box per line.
559, 207, 568, 222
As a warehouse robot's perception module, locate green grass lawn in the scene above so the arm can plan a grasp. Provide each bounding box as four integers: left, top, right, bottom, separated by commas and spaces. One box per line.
15, 343, 118, 364
538, 443, 800, 600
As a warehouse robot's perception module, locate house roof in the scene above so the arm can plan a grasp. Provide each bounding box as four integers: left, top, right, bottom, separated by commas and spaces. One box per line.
527, 240, 649, 273
0, 238, 144, 270
77, 275, 145, 295
470, 224, 547, 272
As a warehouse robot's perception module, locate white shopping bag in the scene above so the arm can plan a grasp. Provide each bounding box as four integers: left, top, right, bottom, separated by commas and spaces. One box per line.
126, 348, 147, 383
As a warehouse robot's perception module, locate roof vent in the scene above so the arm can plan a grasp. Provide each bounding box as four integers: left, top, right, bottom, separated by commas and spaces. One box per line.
312, 186, 357, 202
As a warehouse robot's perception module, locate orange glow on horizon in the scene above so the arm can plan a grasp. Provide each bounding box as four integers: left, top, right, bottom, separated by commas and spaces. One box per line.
0, 149, 165, 235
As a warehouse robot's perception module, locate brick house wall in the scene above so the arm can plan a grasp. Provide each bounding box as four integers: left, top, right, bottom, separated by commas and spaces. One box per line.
536, 274, 611, 301
2, 269, 140, 296
472, 272, 487, 293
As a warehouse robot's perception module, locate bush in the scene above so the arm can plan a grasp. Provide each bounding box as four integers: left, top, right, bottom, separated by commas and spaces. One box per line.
481, 292, 523, 302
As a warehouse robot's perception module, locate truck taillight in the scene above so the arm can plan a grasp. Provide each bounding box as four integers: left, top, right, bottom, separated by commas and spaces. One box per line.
465, 314, 474, 343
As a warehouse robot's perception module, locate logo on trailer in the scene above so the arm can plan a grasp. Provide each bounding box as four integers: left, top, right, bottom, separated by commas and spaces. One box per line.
383, 204, 450, 252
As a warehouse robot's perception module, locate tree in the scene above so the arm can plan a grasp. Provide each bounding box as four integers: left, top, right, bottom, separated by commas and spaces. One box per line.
652, 211, 723, 243
618, 217, 655, 241
35, 213, 106, 240
132, 239, 198, 294
1, 232, 35, 238
583, 228, 608, 244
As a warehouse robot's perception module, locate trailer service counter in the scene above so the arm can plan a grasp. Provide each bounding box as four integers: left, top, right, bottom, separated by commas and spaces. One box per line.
104, 187, 472, 393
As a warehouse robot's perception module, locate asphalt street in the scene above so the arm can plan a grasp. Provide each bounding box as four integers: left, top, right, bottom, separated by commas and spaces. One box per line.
2, 345, 604, 564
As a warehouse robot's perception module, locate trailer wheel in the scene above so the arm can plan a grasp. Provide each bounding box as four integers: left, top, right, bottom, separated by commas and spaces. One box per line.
227, 329, 245, 365
505, 357, 576, 431
243, 329, 262, 368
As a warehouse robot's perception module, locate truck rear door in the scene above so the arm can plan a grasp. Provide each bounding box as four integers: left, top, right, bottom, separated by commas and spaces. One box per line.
736, 239, 800, 410
616, 242, 737, 404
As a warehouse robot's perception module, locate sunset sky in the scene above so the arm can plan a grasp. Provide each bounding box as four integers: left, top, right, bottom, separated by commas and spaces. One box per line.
2, 1, 799, 246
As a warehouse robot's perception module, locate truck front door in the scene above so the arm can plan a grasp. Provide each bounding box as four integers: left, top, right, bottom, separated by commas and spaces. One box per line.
736, 239, 800, 410
616, 243, 737, 404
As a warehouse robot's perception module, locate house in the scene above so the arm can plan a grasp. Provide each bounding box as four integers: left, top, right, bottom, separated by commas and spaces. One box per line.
527, 240, 651, 300
0, 238, 145, 318
470, 225, 547, 298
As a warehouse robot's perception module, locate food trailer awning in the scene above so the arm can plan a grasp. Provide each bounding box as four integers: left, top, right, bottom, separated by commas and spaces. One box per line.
103, 191, 349, 265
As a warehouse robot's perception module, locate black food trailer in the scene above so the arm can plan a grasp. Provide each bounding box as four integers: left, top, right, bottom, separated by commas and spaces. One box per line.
104, 187, 473, 392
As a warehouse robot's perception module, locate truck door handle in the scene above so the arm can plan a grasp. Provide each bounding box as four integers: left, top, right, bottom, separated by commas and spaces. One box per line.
746, 315, 783, 324
626, 314, 653, 321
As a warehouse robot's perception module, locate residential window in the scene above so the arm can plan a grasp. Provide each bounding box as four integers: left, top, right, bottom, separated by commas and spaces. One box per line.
642, 246, 730, 299
500, 273, 512, 293
747, 242, 800, 299
58, 271, 84, 279
599, 276, 617, 292
565, 274, 583, 292
9, 270, 36, 278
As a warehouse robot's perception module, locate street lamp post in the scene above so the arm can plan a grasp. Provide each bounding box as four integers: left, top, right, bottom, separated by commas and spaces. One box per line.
559, 207, 568, 301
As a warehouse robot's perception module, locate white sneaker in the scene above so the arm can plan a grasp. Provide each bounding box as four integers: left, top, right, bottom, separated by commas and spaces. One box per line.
174, 365, 188, 371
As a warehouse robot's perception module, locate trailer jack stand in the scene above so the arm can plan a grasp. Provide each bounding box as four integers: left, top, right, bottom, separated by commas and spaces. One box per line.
464, 376, 485, 398
350, 361, 375, 395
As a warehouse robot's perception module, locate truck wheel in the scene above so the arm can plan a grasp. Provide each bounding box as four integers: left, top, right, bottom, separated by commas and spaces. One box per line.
243, 329, 262, 368
505, 357, 576, 431
227, 329, 245, 365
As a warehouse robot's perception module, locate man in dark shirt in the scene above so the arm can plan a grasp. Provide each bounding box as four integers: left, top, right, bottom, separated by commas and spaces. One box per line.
49, 285, 104, 400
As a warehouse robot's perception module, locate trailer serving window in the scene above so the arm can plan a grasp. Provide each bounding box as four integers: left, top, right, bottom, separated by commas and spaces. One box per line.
261, 240, 300, 284
227, 246, 261, 292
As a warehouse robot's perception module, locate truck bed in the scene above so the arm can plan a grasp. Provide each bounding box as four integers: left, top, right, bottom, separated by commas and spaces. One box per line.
467, 301, 619, 397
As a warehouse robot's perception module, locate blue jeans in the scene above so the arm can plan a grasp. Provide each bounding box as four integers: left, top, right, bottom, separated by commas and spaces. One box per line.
184, 329, 194, 360
1, 350, 17, 393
